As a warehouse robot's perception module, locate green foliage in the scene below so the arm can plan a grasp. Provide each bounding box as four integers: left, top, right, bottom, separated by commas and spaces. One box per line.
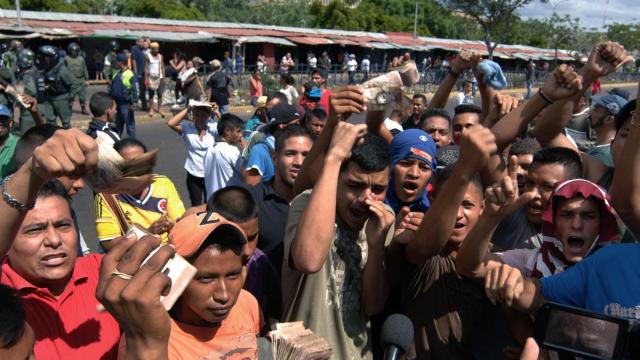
606, 23, 640, 52
119, 0, 204, 20
0, 0, 12, 8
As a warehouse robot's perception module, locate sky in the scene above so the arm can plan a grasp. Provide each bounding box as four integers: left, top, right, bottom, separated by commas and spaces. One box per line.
520, 0, 640, 30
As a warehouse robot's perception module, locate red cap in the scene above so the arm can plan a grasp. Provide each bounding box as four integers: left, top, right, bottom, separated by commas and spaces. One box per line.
169, 211, 246, 258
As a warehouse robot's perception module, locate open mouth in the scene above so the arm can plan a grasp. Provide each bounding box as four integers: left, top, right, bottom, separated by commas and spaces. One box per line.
349, 207, 369, 221
567, 236, 586, 251
528, 203, 543, 214
453, 222, 465, 230
402, 181, 419, 193
40, 253, 67, 266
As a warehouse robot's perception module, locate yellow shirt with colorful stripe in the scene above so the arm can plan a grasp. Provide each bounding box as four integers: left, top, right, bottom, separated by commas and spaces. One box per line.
94, 175, 185, 244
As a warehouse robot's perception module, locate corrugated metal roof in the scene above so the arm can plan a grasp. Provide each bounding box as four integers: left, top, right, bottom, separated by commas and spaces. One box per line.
90, 29, 220, 42
0, 10, 578, 60
237, 36, 296, 46
286, 36, 334, 45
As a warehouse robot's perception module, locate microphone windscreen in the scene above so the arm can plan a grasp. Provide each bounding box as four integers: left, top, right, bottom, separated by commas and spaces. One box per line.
257, 337, 273, 360
380, 313, 414, 353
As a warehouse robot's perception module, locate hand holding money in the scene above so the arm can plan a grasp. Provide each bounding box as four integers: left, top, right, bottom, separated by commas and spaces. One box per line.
360, 60, 420, 111
84, 131, 157, 194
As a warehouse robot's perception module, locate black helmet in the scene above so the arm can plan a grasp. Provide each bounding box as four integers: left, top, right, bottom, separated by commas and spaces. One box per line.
17, 51, 34, 69
39, 45, 58, 58
19, 48, 34, 61
67, 42, 80, 53
109, 40, 120, 52
0, 43, 7, 53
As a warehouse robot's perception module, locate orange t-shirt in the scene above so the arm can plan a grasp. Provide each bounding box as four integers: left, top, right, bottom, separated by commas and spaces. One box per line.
168, 289, 262, 359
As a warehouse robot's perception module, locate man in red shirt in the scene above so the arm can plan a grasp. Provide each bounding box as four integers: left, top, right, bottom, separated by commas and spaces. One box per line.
0, 129, 149, 360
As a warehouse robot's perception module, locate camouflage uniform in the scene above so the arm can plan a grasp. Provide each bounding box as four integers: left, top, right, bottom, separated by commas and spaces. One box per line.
41, 62, 74, 129
65, 54, 89, 110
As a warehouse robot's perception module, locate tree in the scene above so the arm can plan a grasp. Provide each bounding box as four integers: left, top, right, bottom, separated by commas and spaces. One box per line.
440, 0, 542, 58
607, 23, 640, 53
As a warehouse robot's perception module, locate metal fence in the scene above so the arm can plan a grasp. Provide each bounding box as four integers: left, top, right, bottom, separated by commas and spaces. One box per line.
180, 64, 640, 106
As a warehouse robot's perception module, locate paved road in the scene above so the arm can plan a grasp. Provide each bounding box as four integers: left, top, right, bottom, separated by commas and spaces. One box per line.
73, 83, 638, 252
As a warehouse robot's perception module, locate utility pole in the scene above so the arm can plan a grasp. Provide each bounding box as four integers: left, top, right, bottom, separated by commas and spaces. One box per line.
413, 0, 419, 48
15, 0, 22, 27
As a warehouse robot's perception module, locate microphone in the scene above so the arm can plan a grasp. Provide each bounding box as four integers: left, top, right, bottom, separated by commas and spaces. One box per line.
380, 314, 414, 360
257, 337, 273, 360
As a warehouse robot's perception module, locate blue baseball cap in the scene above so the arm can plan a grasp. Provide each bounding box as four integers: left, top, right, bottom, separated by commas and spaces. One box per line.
307, 86, 322, 99
390, 129, 437, 171
115, 53, 128, 63
0, 104, 11, 119
591, 95, 628, 116
608, 88, 630, 100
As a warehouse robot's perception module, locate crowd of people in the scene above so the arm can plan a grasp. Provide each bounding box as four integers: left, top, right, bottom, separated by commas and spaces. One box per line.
0, 36, 638, 360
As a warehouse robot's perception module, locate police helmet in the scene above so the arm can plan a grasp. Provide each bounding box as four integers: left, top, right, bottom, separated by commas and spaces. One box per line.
0, 43, 7, 53
19, 48, 34, 61
109, 40, 120, 52
67, 42, 80, 53
39, 45, 58, 58
17, 52, 34, 69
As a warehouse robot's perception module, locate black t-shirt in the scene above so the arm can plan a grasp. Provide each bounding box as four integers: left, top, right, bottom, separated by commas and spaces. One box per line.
249, 180, 290, 275
492, 208, 542, 251
206, 71, 231, 106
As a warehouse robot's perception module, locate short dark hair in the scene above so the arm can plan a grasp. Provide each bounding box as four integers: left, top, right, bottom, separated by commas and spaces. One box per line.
206, 186, 258, 223
114, 138, 148, 153
274, 124, 312, 155
531, 147, 583, 179
267, 92, 288, 105
454, 104, 482, 116
0, 284, 26, 348
433, 164, 483, 198
389, 109, 403, 119
37, 179, 72, 207
508, 138, 542, 156
412, 93, 427, 104
615, 99, 636, 133
280, 73, 295, 86
217, 113, 244, 135
309, 108, 327, 121
311, 69, 324, 78
420, 108, 451, 125
14, 124, 61, 169
89, 92, 115, 118
340, 134, 390, 173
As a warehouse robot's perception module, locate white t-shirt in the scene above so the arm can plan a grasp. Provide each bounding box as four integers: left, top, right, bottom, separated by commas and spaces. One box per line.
279, 86, 299, 105
203, 141, 244, 198
384, 118, 403, 133
361, 59, 370, 72
455, 92, 474, 106
495, 248, 539, 277
180, 120, 218, 178
347, 59, 358, 72
309, 56, 317, 68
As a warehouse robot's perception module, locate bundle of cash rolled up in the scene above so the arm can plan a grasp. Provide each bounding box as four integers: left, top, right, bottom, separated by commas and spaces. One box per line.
361, 60, 421, 111
269, 322, 333, 360
84, 132, 158, 194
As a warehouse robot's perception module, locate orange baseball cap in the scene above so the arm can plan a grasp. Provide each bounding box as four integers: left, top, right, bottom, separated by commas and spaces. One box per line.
169, 211, 247, 258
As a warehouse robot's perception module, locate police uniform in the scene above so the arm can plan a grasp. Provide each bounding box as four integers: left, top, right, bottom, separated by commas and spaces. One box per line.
65, 54, 89, 110
102, 51, 118, 80
17, 66, 39, 134
109, 65, 139, 138
41, 62, 74, 128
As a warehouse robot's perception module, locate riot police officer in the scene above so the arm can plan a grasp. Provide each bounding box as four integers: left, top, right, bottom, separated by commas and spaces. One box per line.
38, 45, 74, 129
65, 42, 90, 114
2, 40, 22, 72
102, 40, 120, 81
15, 50, 39, 134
